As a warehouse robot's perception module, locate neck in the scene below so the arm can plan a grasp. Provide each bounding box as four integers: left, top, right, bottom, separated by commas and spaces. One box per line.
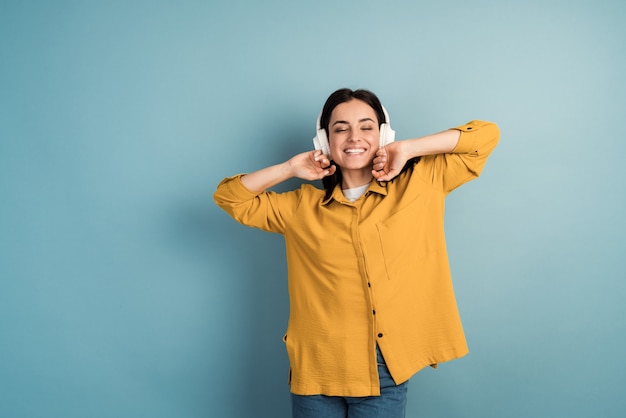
341, 170, 373, 189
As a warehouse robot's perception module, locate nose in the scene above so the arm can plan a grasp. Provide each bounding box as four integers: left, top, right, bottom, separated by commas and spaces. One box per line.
349, 132, 361, 142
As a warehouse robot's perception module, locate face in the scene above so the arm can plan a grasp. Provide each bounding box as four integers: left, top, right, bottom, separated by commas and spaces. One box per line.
327, 99, 380, 177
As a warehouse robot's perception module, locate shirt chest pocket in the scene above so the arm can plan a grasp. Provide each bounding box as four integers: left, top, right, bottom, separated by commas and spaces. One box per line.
374, 197, 433, 280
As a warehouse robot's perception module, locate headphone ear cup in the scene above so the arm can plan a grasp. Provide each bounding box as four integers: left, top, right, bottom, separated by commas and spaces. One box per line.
313, 129, 331, 157
379, 123, 396, 147
313, 111, 331, 157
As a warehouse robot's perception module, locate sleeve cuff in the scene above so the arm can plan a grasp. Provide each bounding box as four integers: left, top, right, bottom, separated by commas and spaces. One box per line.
450, 120, 490, 154
217, 174, 260, 200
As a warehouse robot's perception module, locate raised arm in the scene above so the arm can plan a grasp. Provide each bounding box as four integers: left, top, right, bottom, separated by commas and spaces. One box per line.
372, 129, 461, 182
241, 150, 336, 193
372, 120, 499, 193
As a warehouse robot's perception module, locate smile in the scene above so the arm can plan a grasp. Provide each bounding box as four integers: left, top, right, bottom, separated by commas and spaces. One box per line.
344, 148, 367, 154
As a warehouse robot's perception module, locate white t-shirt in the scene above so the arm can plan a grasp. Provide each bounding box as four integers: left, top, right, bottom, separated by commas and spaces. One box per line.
342, 184, 369, 203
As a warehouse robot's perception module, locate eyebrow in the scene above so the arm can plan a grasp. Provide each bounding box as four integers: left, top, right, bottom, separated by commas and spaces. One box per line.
331, 117, 376, 126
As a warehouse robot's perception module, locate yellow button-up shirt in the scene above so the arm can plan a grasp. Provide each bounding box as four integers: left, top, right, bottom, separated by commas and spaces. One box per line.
214, 120, 500, 397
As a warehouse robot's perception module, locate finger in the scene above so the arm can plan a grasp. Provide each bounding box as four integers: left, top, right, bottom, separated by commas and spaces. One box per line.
372, 167, 395, 182
373, 153, 386, 165
372, 171, 386, 181
319, 156, 331, 168
316, 165, 335, 179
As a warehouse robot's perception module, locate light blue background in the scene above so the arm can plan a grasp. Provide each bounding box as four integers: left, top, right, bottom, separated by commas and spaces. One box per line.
1, 1, 624, 417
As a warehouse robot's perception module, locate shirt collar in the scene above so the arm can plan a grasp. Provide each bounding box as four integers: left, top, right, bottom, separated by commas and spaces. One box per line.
321, 179, 388, 206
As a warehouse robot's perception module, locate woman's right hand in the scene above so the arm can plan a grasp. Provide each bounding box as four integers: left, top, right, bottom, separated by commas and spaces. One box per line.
240, 150, 336, 193
288, 150, 336, 181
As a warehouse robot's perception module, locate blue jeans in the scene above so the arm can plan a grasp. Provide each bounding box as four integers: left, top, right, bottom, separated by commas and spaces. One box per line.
291, 346, 409, 418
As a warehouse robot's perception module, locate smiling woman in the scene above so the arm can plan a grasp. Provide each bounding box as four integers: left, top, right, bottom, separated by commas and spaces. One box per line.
214, 88, 500, 418
327, 100, 381, 187
316, 88, 397, 198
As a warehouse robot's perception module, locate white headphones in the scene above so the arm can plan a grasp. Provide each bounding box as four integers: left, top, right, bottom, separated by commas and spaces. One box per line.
312, 105, 396, 157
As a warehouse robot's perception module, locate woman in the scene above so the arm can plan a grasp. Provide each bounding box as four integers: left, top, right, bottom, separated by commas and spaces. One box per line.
214, 88, 500, 418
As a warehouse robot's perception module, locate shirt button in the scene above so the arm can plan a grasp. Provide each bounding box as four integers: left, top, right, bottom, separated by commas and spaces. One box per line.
378, 333, 384, 338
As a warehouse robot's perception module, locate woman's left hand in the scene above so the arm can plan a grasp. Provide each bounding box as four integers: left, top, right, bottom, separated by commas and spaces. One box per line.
372, 142, 409, 182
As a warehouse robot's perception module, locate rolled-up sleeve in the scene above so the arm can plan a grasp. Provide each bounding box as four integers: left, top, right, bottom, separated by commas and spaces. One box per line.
415, 120, 500, 193
213, 174, 298, 234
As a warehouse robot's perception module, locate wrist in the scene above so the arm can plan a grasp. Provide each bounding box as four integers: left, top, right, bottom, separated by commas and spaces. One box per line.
399, 138, 420, 160
282, 160, 296, 179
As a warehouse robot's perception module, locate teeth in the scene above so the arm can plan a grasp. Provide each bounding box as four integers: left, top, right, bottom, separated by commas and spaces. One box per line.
345, 149, 365, 154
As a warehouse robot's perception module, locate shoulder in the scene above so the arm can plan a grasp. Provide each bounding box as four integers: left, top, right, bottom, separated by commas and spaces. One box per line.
299, 182, 325, 200
385, 160, 444, 197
